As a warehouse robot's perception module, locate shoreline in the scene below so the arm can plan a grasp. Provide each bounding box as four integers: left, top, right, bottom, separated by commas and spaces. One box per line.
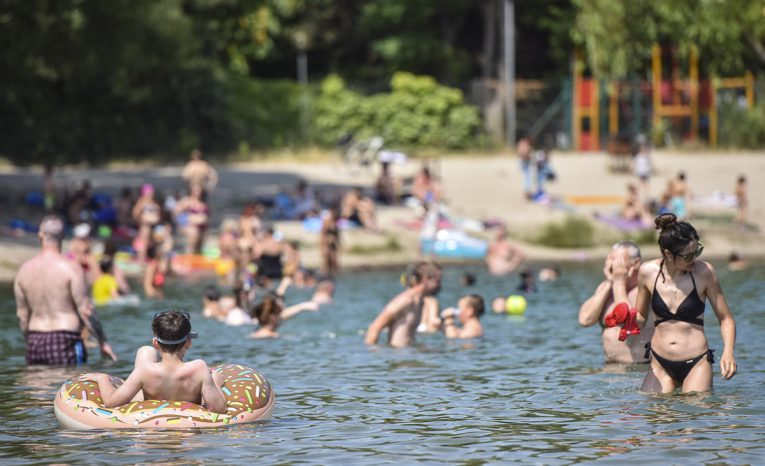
1, 150, 763, 282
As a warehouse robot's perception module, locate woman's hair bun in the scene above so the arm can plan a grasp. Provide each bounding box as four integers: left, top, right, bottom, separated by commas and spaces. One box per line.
655, 213, 677, 230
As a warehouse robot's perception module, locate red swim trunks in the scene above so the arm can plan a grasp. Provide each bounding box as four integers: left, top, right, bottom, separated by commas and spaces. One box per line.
26, 331, 87, 365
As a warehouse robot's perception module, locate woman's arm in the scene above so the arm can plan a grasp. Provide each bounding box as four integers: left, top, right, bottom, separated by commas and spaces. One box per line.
704, 262, 737, 379
633, 262, 652, 328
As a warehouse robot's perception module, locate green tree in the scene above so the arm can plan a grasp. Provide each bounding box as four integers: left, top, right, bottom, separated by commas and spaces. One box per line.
573, 0, 765, 78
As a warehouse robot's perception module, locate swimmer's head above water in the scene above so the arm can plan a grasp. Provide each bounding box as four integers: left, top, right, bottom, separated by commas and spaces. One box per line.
39, 215, 65, 245
152, 310, 197, 353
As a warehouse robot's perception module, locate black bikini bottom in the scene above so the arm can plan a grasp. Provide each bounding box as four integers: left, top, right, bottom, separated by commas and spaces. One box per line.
646, 344, 715, 383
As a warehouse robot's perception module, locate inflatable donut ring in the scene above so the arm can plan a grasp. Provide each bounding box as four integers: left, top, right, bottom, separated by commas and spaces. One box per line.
54, 363, 274, 429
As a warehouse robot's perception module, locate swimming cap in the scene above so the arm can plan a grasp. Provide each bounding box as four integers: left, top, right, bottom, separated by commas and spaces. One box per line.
141, 183, 155, 195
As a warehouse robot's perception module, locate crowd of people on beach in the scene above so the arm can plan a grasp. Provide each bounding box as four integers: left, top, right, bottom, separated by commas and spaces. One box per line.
10, 145, 743, 418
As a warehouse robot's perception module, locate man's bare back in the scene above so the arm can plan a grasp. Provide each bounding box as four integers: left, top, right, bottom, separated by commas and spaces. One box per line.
16, 250, 86, 334
15, 215, 116, 364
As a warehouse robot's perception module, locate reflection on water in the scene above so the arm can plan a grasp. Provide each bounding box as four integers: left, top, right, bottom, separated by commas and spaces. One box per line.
0, 262, 763, 463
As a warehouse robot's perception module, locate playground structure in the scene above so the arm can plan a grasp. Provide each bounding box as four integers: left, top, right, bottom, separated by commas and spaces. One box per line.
564, 45, 756, 152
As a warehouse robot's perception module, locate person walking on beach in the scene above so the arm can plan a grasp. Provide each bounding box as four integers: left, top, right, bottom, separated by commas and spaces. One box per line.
365, 261, 442, 348
669, 171, 691, 220
516, 135, 533, 199
613, 214, 736, 393
14, 215, 117, 365
735, 175, 747, 228
182, 149, 218, 201
579, 241, 654, 364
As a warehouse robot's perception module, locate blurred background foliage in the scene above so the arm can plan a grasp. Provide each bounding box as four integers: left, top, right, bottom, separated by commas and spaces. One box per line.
0, 0, 763, 164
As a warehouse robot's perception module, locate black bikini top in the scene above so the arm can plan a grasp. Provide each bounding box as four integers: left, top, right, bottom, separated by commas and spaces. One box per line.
652, 271, 705, 326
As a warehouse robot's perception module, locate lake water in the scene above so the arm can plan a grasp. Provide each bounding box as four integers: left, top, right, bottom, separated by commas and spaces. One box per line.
1, 261, 763, 464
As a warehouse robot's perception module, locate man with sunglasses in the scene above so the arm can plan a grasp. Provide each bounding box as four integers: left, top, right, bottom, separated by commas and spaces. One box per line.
579, 240, 655, 365
80, 310, 227, 413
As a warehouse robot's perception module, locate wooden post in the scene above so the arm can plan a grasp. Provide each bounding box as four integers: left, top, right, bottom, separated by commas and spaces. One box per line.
745, 71, 755, 109
709, 77, 718, 147
652, 45, 662, 131
689, 46, 699, 140
608, 82, 619, 137
572, 51, 582, 150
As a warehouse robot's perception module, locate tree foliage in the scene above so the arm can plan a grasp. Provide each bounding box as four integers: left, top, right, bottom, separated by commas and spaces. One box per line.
313, 72, 482, 149
573, 0, 765, 79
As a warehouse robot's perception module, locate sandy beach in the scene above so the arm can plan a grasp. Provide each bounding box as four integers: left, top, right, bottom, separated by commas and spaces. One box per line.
0, 149, 763, 282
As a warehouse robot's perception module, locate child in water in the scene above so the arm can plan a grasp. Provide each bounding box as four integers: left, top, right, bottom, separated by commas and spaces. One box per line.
92, 258, 120, 306
440, 294, 485, 339
80, 310, 227, 413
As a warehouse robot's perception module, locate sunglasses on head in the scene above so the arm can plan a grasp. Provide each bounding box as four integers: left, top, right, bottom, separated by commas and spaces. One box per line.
152, 311, 197, 345
676, 242, 704, 263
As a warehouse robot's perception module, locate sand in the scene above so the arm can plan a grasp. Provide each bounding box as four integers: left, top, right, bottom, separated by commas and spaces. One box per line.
1, 149, 763, 282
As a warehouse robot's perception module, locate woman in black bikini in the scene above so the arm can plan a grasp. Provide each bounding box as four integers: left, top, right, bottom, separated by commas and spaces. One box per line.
632, 213, 737, 393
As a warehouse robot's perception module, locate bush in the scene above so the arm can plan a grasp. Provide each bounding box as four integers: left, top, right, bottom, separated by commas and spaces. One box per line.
534, 216, 595, 248
718, 100, 765, 149
312, 72, 482, 150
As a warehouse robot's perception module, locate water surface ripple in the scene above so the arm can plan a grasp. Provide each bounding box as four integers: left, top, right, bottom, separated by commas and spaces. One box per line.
1, 262, 763, 464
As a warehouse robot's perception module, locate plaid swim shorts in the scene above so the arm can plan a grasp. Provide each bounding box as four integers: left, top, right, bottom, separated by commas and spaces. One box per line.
26, 331, 87, 365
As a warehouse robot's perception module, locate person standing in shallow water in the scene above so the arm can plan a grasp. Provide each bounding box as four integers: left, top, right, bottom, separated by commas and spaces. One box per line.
579, 241, 654, 364
365, 261, 442, 348
621, 213, 736, 393
14, 215, 117, 365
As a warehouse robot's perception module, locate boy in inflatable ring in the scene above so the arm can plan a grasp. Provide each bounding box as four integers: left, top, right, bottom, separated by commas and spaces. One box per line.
79, 311, 227, 413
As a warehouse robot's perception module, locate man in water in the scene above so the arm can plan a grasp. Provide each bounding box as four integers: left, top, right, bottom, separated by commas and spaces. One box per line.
485, 225, 525, 276
365, 261, 442, 348
14, 215, 117, 365
578, 241, 654, 364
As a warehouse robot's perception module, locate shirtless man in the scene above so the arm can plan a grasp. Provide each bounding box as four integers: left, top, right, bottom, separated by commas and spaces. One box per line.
14, 215, 117, 365
485, 226, 525, 276
80, 311, 227, 413
365, 261, 442, 348
182, 149, 218, 200
578, 241, 654, 364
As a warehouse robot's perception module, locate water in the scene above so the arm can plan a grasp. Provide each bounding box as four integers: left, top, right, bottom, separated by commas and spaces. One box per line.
1, 262, 764, 464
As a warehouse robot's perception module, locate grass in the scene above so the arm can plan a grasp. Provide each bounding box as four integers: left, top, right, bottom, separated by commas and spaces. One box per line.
533, 215, 595, 248
347, 236, 403, 255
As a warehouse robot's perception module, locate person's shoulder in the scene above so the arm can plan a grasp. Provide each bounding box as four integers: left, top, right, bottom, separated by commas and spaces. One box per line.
693, 260, 716, 280
186, 359, 211, 376
637, 259, 661, 278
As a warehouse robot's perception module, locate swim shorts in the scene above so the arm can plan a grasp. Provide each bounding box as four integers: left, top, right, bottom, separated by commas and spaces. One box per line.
26, 331, 87, 365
